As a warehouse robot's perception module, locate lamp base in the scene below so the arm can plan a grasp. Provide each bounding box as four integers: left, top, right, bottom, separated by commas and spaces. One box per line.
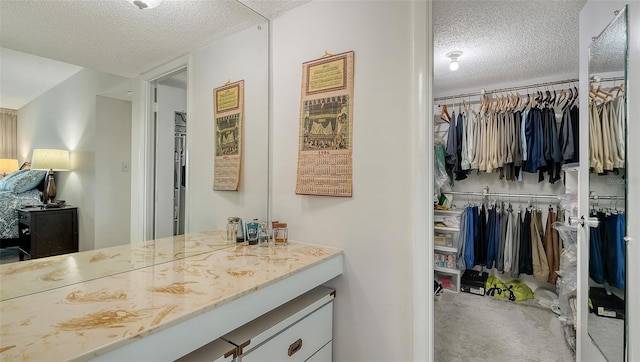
43, 171, 56, 204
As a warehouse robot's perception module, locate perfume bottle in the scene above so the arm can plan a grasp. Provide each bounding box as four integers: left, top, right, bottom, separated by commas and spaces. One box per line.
245, 219, 259, 245
258, 221, 270, 247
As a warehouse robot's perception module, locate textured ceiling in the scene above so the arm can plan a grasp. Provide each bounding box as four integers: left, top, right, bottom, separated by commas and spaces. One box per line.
0, 0, 299, 79
0, 0, 308, 109
434, 0, 587, 96
589, 7, 626, 74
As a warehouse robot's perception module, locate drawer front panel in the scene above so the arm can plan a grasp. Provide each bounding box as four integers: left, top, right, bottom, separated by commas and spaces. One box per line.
33, 212, 75, 256
18, 211, 31, 226
305, 341, 332, 362
240, 302, 333, 362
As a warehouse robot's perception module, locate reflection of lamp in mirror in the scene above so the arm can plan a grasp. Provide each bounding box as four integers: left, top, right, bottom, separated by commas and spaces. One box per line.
0, 159, 19, 177
31, 149, 70, 204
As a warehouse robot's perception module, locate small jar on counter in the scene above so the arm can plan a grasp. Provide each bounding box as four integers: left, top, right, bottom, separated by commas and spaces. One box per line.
273, 223, 288, 245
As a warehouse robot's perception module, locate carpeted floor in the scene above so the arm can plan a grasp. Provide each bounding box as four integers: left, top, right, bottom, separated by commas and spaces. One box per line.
435, 291, 575, 362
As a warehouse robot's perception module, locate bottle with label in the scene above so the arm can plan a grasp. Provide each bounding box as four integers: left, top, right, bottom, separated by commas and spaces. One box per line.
273, 223, 288, 245
245, 219, 259, 245
258, 221, 270, 247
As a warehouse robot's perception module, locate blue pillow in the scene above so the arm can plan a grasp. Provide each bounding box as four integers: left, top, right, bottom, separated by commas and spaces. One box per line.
4, 170, 47, 194
0, 169, 28, 191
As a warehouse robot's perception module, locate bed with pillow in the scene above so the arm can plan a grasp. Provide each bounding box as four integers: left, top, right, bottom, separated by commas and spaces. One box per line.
0, 170, 47, 246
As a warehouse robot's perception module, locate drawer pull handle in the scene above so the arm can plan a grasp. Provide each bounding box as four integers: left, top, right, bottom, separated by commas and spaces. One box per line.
21, 228, 30, 236
288, 338, 302, 356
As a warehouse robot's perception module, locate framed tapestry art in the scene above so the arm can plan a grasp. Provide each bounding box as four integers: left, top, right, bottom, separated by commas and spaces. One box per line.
295, 51, 354, 197
213, 80, 244, 191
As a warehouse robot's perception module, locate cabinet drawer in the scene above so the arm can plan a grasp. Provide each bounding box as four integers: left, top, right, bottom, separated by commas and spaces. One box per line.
306, 341, 332, 362
175, 338, 237, 362
18, 211, 31, 225
239, 302, 333, 362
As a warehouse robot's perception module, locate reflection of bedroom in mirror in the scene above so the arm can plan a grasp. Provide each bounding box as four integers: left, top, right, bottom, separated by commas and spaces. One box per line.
0, 0, 271, 257
587, 5, 627, 361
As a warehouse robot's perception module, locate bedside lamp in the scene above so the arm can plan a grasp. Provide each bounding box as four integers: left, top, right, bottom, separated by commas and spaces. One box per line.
0, 158, 19, 177
31, 149, 70, 204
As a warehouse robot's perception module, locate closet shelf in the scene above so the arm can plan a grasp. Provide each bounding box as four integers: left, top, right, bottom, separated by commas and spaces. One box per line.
435, 245, 457, 253
434, 226, 459, 232
435, 266, 462, 275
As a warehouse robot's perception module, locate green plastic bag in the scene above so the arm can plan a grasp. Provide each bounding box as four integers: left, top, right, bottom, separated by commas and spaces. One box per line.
485, 276, 507, 299
502, 280, 535, 302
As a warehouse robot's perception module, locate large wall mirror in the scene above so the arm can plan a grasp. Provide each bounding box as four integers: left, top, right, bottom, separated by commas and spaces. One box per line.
587, 5, 628, 361
0, 0, 270, 299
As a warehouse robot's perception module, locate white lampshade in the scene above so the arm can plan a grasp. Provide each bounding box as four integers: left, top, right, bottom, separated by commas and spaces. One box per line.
0, 159, 19, 175
31, 149, 71, 171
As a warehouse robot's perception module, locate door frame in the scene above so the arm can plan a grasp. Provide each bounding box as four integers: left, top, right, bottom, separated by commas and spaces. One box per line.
131, 55, 190, 242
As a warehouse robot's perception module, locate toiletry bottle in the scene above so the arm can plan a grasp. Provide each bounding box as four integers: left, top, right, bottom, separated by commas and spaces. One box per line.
246, 219, 259, 245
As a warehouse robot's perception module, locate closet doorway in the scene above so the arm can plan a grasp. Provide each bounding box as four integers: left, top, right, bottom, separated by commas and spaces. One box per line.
431, 1, 586, 361
150, 68, 188, 239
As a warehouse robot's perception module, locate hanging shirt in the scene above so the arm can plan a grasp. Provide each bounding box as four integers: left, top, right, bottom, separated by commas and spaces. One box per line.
600, 102, 614, 172
519, 209, 533, 275
570, 106, 580, 163
510, 211, 522, 278
608, 98, 624, 169
613, 97, 625, 167
445, 111, 458, 175
559, 107, 575, 161
531, 209, 549, 282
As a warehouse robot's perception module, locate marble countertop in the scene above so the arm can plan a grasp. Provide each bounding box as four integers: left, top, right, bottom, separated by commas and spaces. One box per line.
0, 233, 342, 361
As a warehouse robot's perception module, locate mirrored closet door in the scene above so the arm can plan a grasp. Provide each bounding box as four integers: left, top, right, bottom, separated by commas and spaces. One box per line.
585, 5, 628, 361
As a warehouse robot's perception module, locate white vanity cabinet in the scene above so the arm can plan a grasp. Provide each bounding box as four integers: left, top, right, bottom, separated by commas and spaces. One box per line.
176, 338, 237, 362
222, 286, 335, 362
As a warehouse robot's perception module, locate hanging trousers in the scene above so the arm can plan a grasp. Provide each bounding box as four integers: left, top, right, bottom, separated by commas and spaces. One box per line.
545, 208, 560, 284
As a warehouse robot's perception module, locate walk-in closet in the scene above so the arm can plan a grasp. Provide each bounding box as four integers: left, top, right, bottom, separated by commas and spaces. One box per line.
431, 1, 632, 361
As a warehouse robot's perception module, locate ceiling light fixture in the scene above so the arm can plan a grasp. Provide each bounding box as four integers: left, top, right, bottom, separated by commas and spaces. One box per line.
447, 51, 463, 71
127, 0, 163, 10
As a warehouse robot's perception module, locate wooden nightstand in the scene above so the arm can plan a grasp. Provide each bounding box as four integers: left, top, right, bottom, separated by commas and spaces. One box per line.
17, 206, 78, 260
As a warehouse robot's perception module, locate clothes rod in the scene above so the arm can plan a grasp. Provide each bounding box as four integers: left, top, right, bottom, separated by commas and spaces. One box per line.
443, 191, 559, 200
443, 190, 625, 201
433, 76, 624, 103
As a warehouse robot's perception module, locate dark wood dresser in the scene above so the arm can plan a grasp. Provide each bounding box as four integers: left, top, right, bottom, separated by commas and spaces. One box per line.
17, 206, 78, 260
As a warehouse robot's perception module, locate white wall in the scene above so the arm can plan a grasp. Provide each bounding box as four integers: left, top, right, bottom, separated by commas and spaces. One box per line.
272, 1, 414, 361
188, 24, 269, 232
17, 68, 130, 251
95, 96, 132, 249
155, 84, 186, 238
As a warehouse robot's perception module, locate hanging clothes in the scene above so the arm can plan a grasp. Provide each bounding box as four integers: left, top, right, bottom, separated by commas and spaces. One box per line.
456, 207, 468, 270
523, 108, 546, 175
497, 204, 508, 272
475, 204, 487, 267
485, 205, 500, 269
510, 210, 522, 278
455, 111, 467, 180
445, 110, 459, 176
531, 209, 549, 282
591, 211, 626, 290
518, 209, 533, 276
559, 106, 575, 162
612, 96, 625, 167
545, 207, 560, 284
589, 214, 605, 284
503, 208, 514, 273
